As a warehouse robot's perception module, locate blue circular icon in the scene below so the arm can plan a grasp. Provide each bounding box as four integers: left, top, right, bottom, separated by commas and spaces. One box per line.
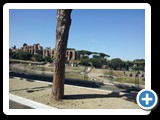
137, 89, 158, 110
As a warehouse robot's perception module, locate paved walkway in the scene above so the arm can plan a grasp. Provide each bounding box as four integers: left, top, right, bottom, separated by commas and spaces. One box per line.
9, 93, 56, 109
9, 100, 32, 109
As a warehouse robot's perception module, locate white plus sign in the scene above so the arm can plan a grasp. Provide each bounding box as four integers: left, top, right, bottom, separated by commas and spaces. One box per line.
142, 93, 153, 105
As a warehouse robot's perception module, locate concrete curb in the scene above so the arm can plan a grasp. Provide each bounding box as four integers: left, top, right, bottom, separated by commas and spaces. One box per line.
103, 82, 115, 86
9, 94, 57, 109
34, 79, 126, 95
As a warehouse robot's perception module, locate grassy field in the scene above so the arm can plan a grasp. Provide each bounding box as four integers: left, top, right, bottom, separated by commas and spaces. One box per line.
112, 77, 144, 85
10, 62, 145, 85
10, 63, 87, 80
103, 69, 144, 85
65, 74, 87, 80
90, 68, 145, 85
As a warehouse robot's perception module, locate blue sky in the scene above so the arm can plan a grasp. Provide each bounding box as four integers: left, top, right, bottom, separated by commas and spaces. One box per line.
9, 9, 145, 60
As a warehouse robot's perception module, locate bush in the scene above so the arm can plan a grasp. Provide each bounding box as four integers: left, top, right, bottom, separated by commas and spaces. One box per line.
11, 52, 32, 60
81, 59, 91, 66
129, 73, 133, 77
89, 58, 106, 68
32, 54, 44, 62
44, 56, 53, 63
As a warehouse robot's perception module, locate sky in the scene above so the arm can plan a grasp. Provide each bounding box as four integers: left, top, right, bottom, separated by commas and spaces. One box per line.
9, 9, 145, 61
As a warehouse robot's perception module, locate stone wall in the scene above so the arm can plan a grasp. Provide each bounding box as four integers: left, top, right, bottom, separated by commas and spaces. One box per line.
11, 43, 79, 61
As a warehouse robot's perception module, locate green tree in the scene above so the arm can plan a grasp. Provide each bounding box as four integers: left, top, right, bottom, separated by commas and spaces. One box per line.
133, 59, 145, 71
32, 54, 44, 62
81, 59, 91, 66
45, 56, 53, 63
124, 60, 134, 71
80, 54, 90, 66
138, 65, 144, 71
99, 53, 110, 58
90, 58, 103, 68
92, 52, 99, 55
11, 52, 32, 60
80, 56, 89, 60
79, 50, 92, 56
109, 58, 123, 70
9, 49, 15, 58
93, 55, 101, 59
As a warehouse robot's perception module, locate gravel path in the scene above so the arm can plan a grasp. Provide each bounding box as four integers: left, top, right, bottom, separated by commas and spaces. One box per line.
9, 77, 140, 109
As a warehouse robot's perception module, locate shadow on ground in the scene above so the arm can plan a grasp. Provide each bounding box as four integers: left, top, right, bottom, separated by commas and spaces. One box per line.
9, 71, 140, 103
10, 84, 52, 93
9, 71, 103, 88
114, 84, 142, 93
64, 92, 137, 103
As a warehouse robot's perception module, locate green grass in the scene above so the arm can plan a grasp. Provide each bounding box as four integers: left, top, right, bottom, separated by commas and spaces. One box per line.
104, 70, 133, 77
27, 65, 54, 72
103, 69, 145, 85
10, 62, 145, 85
66, 66, 83, 71
65, 74, 88, 80
111, 77, 145, 85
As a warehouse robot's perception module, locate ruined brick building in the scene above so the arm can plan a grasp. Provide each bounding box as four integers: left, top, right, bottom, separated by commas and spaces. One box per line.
11, 43, 80, 61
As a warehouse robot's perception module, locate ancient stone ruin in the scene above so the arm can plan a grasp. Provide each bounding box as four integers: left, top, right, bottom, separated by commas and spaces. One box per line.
10, 43, 80, 61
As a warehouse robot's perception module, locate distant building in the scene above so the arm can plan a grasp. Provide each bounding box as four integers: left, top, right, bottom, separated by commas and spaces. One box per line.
11, 43, 80, 61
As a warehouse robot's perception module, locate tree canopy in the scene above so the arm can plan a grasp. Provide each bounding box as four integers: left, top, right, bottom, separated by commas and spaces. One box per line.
79, 50, 92, 56
99, 53, 110, 58
108, 58, 123, 70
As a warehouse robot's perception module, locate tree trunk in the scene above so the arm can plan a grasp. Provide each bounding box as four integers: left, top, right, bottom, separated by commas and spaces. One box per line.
52, 9, 72, 100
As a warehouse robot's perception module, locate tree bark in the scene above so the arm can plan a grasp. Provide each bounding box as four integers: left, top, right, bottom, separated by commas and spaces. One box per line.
52, 9, 72, 100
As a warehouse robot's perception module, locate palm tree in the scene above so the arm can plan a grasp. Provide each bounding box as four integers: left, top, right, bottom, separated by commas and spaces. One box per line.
52, 9, 72, 100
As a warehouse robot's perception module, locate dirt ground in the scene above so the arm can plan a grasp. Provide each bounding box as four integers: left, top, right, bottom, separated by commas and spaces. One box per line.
9, 77, 140, 109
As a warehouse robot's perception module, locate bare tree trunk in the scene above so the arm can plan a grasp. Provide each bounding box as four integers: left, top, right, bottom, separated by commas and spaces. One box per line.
52, 9, 72, 100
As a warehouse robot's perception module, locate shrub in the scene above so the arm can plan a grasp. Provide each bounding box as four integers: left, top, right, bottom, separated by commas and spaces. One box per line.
11, 52, 32, 60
